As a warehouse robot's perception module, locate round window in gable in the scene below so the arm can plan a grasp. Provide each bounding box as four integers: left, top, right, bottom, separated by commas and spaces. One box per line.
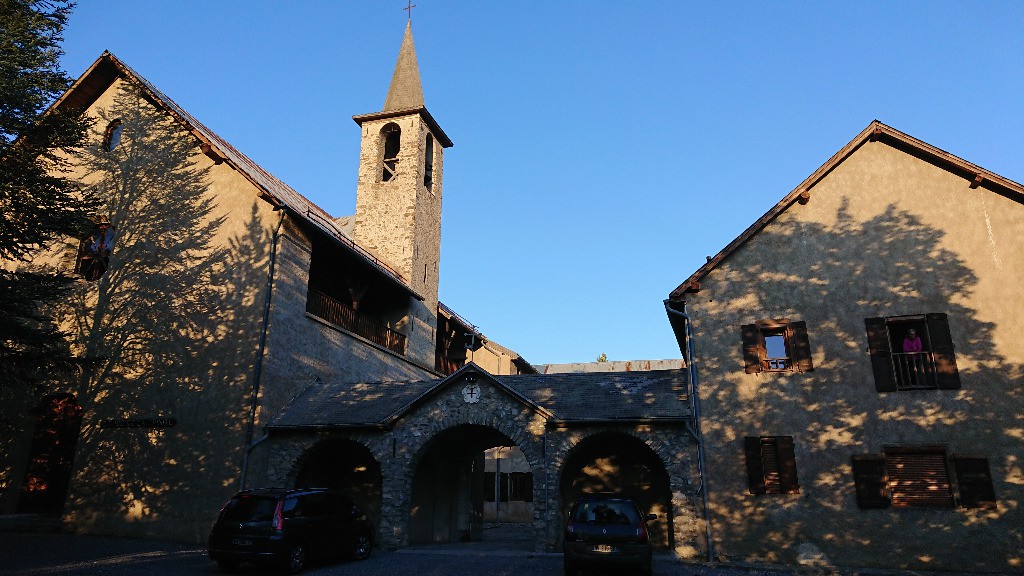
103, 120, 123, 151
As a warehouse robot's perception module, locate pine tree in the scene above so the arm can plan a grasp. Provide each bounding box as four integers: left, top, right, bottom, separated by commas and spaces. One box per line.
0, 0, 97, 388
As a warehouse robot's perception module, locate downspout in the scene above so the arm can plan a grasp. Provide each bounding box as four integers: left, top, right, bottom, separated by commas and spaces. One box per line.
240, 210, 286, 490
664, 300, 714, 563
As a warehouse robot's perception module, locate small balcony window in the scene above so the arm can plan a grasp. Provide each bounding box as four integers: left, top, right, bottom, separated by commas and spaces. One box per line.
741, 319, 813, 374
864, 314, 960, 391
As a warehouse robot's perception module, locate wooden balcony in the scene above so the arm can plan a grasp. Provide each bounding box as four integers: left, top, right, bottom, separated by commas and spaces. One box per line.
306, 289, 406, 355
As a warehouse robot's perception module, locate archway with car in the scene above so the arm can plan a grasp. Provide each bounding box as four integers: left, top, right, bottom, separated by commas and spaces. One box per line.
558, 430, 673, 549
292, 438, 383, 541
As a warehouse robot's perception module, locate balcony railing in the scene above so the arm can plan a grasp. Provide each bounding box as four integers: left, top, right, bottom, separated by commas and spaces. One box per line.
891, 352, 937, 390
306, 289, 406, 355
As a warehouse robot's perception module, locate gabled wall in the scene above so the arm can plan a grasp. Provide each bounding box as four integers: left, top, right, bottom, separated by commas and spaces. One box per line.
1, 68, 442, 543
679, 139, 1023, 571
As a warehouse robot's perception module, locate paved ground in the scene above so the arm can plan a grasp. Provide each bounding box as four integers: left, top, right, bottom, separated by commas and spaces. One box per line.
0, 523, 1008, 576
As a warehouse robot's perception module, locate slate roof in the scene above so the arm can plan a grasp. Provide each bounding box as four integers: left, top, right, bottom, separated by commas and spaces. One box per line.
268, 367, 691, 430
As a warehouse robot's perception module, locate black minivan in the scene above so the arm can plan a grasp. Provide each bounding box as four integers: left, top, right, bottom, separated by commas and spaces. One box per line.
208, 488, 373, 573
563, 494, 655, 576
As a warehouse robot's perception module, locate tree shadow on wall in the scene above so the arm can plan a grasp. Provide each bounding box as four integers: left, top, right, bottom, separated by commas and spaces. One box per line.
55, 85, 274, 541
701, 199, 1022, 569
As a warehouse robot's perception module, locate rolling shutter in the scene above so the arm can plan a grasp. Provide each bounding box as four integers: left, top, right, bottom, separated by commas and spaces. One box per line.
886, 450, 954, 508
790, 321, 814, 373
864, 317, 896, 392
851, 455, 890, 509
926, 313, 961, 389
741, 324, 762, 373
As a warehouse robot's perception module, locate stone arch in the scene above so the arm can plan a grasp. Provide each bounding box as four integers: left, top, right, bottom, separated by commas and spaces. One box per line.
291, 437, 384, 542
404, 423, 541, 546
379, 122, 401, 182
557, 430, 674, 549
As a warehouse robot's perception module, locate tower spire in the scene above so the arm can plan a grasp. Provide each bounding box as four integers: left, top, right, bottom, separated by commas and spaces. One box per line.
383, 21, 424, 111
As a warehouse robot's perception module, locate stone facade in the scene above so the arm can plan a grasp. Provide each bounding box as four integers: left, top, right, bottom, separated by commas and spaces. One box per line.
261, 367, 704, 556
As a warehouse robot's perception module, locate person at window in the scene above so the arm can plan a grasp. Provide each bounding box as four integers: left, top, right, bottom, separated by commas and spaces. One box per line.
80, 221, 115, 280
902, 329, 923, 353
902, 328, 925, 387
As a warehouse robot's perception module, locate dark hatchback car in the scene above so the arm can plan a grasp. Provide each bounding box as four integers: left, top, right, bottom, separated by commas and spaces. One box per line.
563, 495, 656, 576
208, 488, 373, 574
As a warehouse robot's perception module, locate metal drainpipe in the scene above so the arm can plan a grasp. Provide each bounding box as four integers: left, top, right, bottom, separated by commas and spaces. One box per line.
239, 210, 286, 490
664, 300, 714, 563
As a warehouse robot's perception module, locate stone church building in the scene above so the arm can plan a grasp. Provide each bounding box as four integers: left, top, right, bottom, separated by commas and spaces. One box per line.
0, 23, 703, 556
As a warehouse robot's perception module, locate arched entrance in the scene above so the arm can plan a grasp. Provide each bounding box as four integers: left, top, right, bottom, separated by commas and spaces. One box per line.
559, 431, 673, 548
293, 438, 383, 539
408, 424, 534, 546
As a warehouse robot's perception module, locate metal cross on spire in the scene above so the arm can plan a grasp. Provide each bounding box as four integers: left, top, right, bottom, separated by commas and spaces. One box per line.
403, 0, 416, 22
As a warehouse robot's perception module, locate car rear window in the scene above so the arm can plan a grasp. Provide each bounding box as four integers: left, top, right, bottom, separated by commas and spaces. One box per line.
220, 495, 278, 522
573, 500, 640, 525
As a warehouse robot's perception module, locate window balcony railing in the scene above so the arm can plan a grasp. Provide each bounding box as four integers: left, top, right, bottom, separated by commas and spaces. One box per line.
891, 352, 937, 390
306, 289, 406, 355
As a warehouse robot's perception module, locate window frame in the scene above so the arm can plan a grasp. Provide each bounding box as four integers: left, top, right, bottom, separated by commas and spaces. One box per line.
744, 435, 800, 495
865, 313, 960, 392
103, 119, 123, 151
741, 319, 813, 374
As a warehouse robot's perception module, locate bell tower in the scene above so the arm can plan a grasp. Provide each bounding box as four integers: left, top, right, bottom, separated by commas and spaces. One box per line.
352, 22, 452, 364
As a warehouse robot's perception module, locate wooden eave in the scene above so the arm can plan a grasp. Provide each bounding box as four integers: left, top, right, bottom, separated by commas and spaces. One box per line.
669, 120, 1024, 301
352, 106, 453, 148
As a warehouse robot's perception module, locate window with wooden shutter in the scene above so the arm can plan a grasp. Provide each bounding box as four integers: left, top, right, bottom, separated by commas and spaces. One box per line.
745, 436, 799, 495
852, 454, 890, 509
865, 314, 959, 392
954, 456, 996, 509
926, 313, 961, 389
865, 317, 896, 392
740, 320, 812, 374
885, 448, 954, 508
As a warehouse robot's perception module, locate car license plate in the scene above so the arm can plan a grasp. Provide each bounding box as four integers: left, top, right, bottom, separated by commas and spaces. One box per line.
593, 544, 614, 553
231, 538, 253, 546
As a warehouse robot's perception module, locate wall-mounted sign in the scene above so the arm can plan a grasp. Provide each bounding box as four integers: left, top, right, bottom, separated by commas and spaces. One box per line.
100, 417, 177, 429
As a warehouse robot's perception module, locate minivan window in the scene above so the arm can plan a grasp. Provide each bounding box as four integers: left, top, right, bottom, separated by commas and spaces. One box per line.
573, 500, 639, 525
220, 495, 277, 522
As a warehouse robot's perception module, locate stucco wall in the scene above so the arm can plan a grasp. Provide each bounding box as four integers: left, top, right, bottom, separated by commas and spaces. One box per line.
0, 77, 284, 541
682, 140, 1023, 571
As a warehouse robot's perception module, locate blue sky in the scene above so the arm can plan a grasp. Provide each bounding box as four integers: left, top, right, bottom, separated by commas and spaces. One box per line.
59, 2, 1023, 365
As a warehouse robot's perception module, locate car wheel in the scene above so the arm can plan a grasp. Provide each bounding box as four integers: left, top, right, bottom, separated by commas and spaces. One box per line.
282, 543, 306, 574
352, 533, 372, 560
215, 559, 239, 573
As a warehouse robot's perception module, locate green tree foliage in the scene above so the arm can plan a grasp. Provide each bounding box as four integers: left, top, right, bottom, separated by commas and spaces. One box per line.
0, 0, 97, 387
